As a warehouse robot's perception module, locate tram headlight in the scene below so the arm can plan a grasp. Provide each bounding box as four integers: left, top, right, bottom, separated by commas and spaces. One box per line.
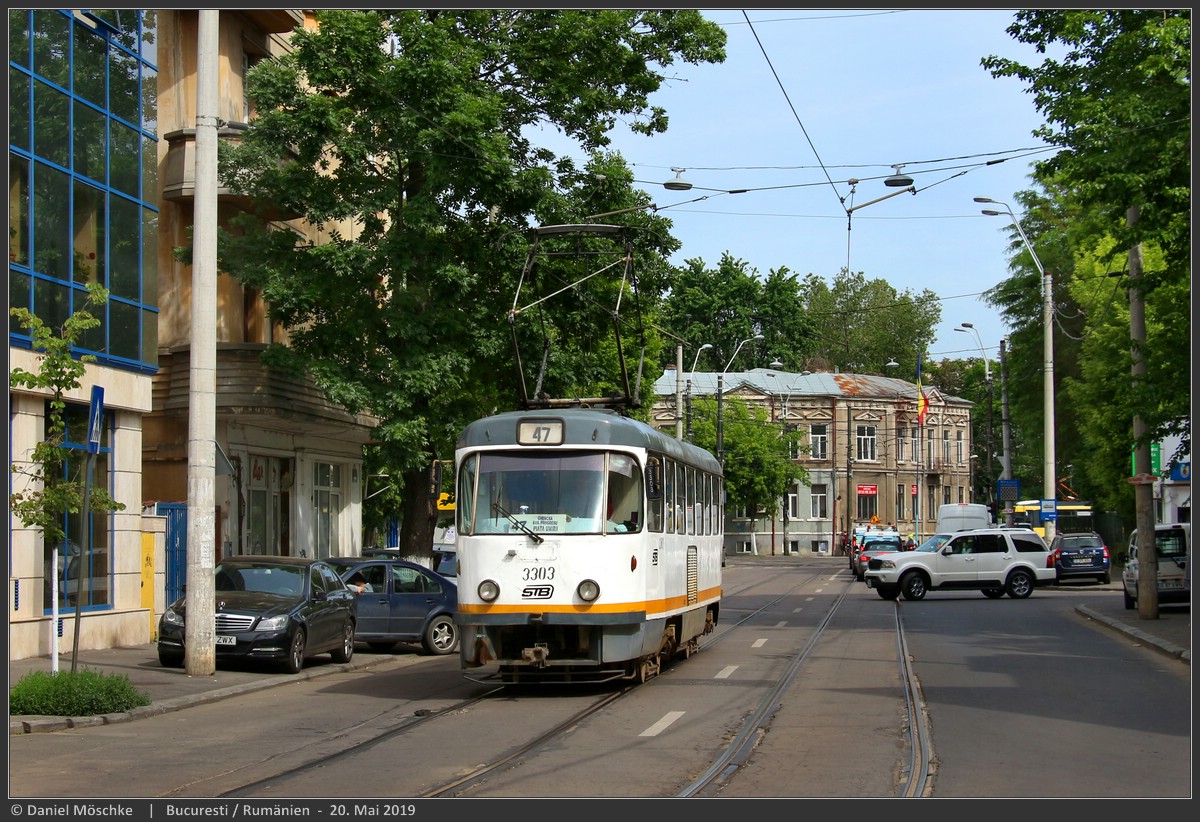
577, 579, 600, 602
478, 580, 500, 602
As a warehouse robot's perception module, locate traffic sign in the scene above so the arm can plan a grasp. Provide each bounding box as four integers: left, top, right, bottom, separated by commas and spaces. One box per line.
86, 385, 104, 454
1040, 499, 1057, 521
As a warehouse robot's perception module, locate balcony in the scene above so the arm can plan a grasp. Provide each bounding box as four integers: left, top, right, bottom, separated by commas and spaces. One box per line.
161, 125, 301, 221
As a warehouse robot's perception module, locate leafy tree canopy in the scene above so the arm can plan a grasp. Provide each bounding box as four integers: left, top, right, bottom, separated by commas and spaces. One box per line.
215, 9, 726, 552
687, 396, 806, 519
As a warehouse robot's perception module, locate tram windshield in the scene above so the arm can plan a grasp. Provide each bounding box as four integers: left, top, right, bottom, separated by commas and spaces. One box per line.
458, 451, 644, 536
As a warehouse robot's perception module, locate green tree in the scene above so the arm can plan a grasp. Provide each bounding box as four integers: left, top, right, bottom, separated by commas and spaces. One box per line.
800, 269, 941, 376
10, 282, 126, 670
661, 253, 814, 373
982, 10, 1190, 507
687, 395, 806, 523
216, 9, 726, 555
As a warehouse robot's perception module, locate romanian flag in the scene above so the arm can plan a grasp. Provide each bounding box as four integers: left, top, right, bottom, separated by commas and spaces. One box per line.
916, 351, 929, 426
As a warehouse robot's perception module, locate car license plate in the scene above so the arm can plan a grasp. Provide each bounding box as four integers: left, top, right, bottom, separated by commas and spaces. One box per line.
1160, 579, 1183, 590
215, 635, 236, 646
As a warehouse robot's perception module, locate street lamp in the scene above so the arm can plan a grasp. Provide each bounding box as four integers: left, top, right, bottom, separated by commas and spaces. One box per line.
976, 196, 1056, 544
689, 342, 713, 378
684, 342, 713, 441
955, 322, 993, 508
716, 334, 764, 464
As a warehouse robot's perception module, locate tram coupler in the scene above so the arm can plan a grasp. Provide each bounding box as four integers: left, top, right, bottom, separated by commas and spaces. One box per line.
522, 643, 551, 667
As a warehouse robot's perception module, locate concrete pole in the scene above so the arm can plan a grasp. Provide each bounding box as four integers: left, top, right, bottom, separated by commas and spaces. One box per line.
186, 9, 219, 675
674, 344, 683, 440
999, 338, 1014, 526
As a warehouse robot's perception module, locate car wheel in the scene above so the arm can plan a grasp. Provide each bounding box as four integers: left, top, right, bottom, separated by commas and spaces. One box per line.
1123, 586, 1136, 610
158, 649, 183, 668
1006, 568, 1035, 599
422, 614, 458, 655
1101, 573, 1111, 585
330, 620, 354, 664
876, 585, 900, 600
982, 587, 1005, 599
282, 629, 306, 674
367, 641, 397, 652
900, 571, 927, 601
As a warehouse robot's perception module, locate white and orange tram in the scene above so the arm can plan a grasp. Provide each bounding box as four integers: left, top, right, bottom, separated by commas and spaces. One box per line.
453, 408, 723, 684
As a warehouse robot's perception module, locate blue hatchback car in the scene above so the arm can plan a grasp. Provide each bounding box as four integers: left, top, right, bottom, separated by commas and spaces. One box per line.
326, 557, 459, 655
1049, 532, 1111, 584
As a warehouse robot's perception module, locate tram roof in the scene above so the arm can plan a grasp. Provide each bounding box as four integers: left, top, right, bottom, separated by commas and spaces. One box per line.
456, 408, 722, 474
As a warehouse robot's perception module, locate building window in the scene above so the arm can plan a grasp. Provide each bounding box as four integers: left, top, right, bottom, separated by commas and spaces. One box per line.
956, 430, 964, 464
809, 424, 827, 460
897, 425, 906, 462
856, 492, 878, 522
786, 491, 799, 520
911, 428, 920, 463
9, 9, 159, 370
810, 484, 827, 519
896, 484, 905, 522
856, 424, 877, 462
958, 485, 965, 504
942, 430, 951, 463
736, 541, 753, 554
313, 461, 342, 560
42, 401, 115, 612
943, 485, 952, 505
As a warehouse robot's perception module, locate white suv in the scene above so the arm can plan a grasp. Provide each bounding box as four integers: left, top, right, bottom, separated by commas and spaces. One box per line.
864, 527, 1055, 601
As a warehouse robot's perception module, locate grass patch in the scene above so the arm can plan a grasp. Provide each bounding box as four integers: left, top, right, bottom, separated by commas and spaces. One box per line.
9, 667, 151, 717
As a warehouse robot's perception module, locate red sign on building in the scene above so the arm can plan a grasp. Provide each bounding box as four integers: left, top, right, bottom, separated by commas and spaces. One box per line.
856, 485, 878, 495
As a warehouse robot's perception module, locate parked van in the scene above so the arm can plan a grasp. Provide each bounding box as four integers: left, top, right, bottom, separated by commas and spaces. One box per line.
1122, 523, 1190, 609
935, 503, 992, 533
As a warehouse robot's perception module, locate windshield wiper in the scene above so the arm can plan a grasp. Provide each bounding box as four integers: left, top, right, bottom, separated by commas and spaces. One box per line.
492, 502, 545, 544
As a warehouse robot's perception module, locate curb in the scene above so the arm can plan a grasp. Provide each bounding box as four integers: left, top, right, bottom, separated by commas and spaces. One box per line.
1075, 605, 1191, 666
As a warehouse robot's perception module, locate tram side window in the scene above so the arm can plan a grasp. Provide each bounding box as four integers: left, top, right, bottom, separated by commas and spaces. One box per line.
606, 453, 644, 533
674, 461, 686, 534
686, 465, 696, 535
646, 455, 664, 532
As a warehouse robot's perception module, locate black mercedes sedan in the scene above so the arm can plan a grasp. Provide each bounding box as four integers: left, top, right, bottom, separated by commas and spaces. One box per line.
157, 555, 357, 673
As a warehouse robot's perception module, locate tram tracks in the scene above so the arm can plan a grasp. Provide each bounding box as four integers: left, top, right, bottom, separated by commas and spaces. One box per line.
217, 564, 933, 799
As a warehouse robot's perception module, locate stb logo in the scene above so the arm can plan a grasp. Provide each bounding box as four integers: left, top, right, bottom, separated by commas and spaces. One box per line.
522, 585, 554, 599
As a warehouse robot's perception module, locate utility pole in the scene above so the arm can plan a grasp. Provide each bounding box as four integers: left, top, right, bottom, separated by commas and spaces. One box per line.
1127, 205, 1158, 618
846, 402, 854, 540
999, 338, 1014, 526
674, 343, 683, 440
186, 9, 219, 675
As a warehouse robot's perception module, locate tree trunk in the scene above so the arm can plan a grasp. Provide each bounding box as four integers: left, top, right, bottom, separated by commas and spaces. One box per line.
398, 466, 438, 563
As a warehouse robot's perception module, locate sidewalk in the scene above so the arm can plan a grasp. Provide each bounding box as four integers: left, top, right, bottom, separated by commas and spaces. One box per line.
9, 594, 1189, 736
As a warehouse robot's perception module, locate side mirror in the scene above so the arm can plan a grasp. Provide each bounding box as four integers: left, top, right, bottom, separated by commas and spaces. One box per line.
941, 546, 953, 556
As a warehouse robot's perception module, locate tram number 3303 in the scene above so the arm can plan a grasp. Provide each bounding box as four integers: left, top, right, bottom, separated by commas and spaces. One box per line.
522, 566, 556, 581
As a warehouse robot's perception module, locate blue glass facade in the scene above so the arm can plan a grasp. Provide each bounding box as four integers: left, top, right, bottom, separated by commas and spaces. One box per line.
8, 9, 159, 372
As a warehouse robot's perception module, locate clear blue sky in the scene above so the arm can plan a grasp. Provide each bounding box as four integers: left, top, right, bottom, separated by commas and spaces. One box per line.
595, 9, 1059, 372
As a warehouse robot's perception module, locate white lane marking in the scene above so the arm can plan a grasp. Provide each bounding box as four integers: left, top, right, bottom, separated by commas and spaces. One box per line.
752, 638, 767, 648
639, 710, 686, 737
774, 621, 787, 628
792, 607, 804, 613
715, 665, 738, 680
